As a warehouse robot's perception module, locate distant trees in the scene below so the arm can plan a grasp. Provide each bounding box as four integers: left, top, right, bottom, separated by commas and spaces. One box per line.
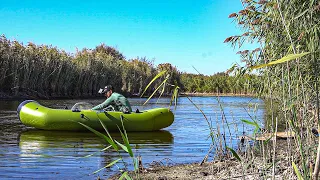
180, 72, 260, 95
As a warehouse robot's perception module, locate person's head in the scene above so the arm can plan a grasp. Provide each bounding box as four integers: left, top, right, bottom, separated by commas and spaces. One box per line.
98, 85, 113, 98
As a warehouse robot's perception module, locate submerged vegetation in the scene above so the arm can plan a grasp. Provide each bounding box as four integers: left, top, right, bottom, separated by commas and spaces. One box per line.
0, 35, 259, 99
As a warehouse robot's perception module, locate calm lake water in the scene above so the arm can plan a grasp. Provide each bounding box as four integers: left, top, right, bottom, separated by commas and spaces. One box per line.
0, 96, 264, 179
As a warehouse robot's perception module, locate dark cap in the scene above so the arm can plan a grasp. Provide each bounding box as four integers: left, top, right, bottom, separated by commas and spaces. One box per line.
98, 85, 113, 94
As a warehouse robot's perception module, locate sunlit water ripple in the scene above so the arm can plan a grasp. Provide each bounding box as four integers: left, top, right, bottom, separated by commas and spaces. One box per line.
0, 96, 264, 179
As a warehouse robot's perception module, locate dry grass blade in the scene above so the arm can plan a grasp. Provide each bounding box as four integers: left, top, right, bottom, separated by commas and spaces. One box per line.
186, 96, 208, 121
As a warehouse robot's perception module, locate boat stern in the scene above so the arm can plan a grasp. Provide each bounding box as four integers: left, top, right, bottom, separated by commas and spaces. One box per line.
17, 100, 36, 120
17, 100, 48, 128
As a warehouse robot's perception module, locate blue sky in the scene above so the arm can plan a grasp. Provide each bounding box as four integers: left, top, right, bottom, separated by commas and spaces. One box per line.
0, 0, 254, 75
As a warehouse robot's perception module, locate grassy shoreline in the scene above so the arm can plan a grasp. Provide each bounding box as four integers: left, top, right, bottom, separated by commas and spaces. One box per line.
0, 91, 256, 101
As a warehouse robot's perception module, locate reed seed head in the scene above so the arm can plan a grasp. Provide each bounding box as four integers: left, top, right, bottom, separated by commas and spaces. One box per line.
228, 13, 237, 18
251, 19, 261, 25
298, 32, 304, 41
224, 36, 233, 43
314, 2, 320, 11
253, 48, 261, 52
257, 0, 268, 4
242, 50, 249, 54
242, 32, 250, 36
239, 9, 249, 15
246, 5, 256, 11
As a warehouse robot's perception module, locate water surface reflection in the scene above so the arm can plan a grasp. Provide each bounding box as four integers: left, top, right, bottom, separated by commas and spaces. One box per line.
0, 96, 264, 179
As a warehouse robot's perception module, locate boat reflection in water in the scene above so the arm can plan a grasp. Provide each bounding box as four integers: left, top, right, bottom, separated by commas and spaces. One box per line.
19, 129, 174, 157
17, 130, 173, 178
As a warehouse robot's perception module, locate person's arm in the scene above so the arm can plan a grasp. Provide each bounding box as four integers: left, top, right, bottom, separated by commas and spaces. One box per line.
91, 96, 114, 110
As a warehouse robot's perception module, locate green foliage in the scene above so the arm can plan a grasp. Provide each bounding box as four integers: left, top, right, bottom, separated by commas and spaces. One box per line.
0, 35, 257, 98
169, 85, 179, 109
140, 70, 167, 97
226, 0, 320, 179
83, 145, 112, 158
117, 115, 133, 157
292, 161, 304, 180
119, 172, 132, 180
0, 36, 160, 98
180, 72, 260, 95
241, 119, 260, 134
251, 52, 311, 69
78, 122, 119, 151
226, 146, 242, 162
92, 158, 122, 174
79, 116, 138, 179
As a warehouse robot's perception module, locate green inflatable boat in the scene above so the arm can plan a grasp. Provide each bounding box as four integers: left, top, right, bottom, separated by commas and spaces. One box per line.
17, 100, 174, 132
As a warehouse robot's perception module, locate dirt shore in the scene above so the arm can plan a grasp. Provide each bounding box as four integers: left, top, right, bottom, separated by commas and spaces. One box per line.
109, 139, 297, 180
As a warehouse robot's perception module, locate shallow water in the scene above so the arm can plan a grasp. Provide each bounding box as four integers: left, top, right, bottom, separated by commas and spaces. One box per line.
0, 96, 264, 179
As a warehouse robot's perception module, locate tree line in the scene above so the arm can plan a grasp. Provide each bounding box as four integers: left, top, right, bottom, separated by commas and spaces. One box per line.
0, 35, 259, 99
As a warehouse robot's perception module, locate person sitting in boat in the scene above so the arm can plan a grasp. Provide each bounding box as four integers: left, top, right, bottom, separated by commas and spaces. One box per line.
91, 85, 132, 113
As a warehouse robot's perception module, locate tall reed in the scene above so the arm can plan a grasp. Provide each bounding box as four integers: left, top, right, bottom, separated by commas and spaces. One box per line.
225, 0, 320, 179
0, 35, 260, 99
0, 36, 163, 98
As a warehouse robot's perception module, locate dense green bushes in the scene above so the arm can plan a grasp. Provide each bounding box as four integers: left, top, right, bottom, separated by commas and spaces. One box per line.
180, 72, 260, 95
0, 35, 258, 98
0, 35, 157, 98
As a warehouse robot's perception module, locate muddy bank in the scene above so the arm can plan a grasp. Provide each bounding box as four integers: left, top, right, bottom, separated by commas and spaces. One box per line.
110, 139, 297, 180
